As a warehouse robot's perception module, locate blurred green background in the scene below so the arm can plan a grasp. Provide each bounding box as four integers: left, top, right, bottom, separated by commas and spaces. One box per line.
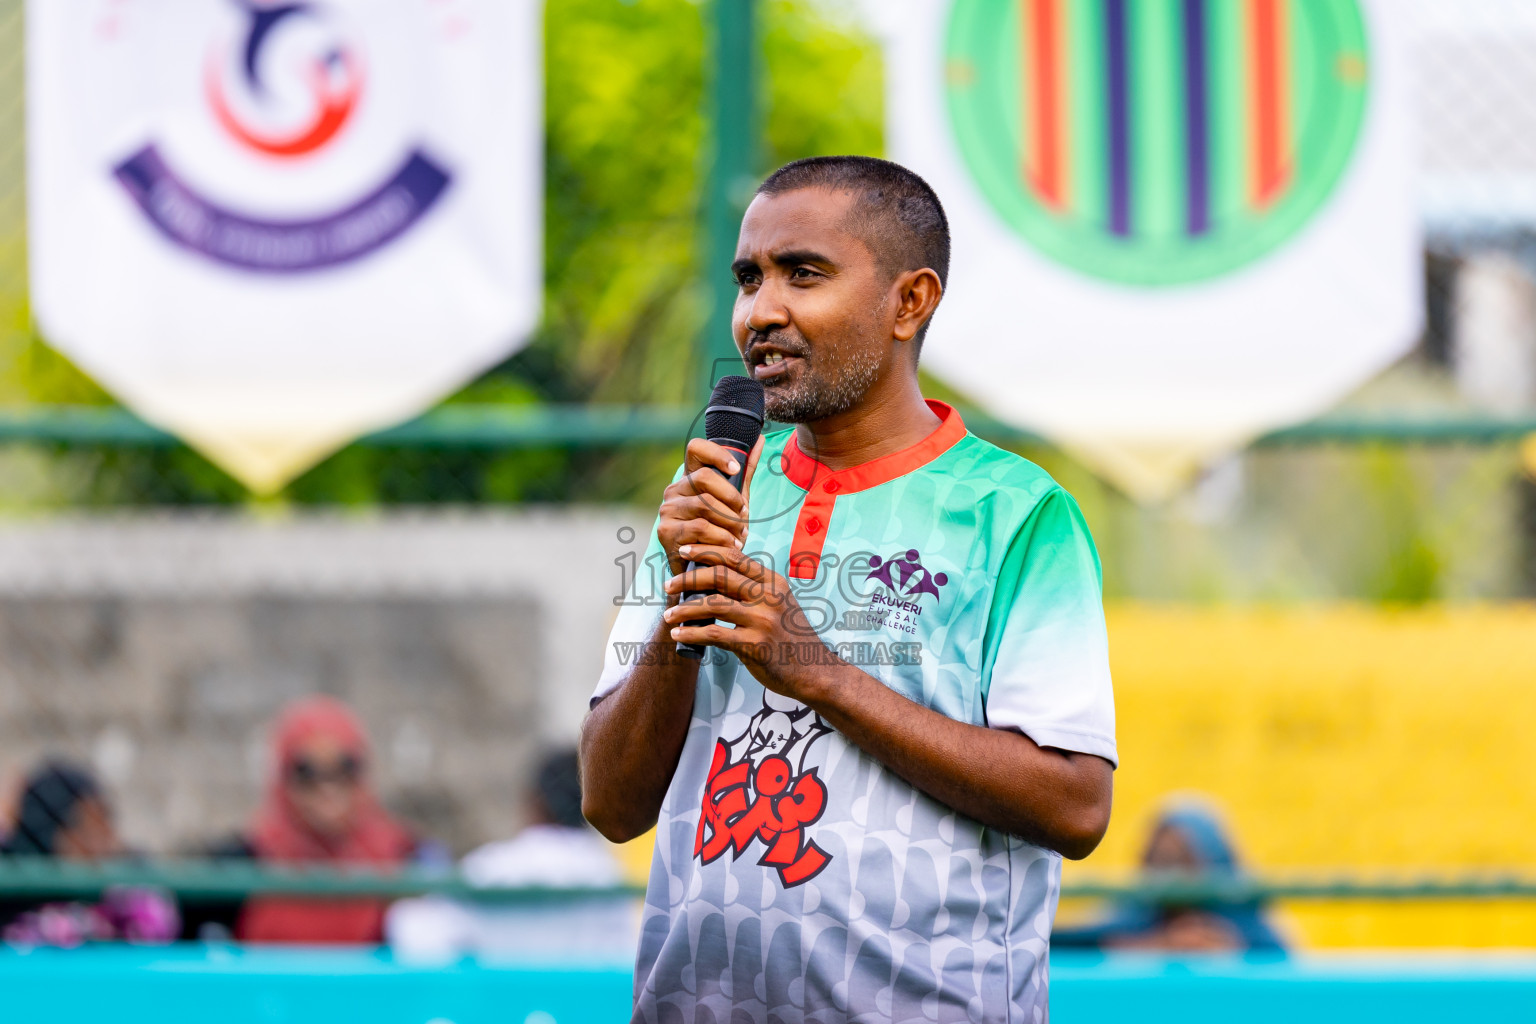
0, 0, 1531, 604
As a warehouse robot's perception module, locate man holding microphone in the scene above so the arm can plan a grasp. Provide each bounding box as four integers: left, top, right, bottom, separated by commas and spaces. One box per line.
582, 156, 1116, 1023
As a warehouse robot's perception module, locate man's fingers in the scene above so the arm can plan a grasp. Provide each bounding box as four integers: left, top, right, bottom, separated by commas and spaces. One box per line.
667, 617, 767, 652
666, 590, 745, 623
671, 543, 771, 582
666, 519, 743, 551
666, 468, 747, 538
683, 437, 745, 480
671, 466, 746, 518
659, 495, 749, 538
663, 563, 759, 605
667, 622, 737, 649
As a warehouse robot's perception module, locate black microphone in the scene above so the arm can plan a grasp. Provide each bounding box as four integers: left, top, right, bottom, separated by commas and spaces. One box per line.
677, 375, 766, 660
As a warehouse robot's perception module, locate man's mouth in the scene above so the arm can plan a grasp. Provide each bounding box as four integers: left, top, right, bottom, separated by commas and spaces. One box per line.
748, 345, 805, 382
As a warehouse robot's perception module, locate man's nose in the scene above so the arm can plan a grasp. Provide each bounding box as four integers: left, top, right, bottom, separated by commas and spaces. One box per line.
744, 279, 791, 333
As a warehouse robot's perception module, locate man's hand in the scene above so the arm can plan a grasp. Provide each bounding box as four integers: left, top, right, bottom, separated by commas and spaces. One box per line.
578, 434, 764, 844
657, 436, 765, 576
661, 543, 1113, 859
662, 544, 828, 700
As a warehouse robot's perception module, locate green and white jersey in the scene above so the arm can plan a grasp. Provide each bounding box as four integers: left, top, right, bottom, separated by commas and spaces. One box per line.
594, 402, 1116, 1024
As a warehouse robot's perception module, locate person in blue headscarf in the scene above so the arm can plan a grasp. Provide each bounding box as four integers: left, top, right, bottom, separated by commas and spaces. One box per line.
1052, 797, 1286, 953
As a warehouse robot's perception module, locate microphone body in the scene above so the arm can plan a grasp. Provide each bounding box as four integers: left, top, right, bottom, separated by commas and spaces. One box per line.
677, 376, 765, 660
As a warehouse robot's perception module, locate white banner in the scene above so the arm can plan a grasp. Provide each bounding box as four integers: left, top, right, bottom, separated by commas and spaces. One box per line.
870, 0, 1421, 499
27, 0, 542, 492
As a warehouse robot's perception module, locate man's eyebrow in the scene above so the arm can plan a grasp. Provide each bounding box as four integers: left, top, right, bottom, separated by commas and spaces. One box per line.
770, 249, 836, 268
731, 250, 838, 277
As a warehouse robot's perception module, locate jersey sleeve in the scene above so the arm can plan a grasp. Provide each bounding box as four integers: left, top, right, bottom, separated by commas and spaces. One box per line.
981, 488, 1117, 766
591, 510, 670, 706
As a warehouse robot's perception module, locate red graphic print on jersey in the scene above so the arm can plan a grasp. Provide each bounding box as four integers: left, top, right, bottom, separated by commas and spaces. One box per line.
694, 694, 832, 887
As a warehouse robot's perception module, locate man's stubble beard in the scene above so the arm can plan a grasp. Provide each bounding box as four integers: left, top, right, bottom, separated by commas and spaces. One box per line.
763, 343, 883, 424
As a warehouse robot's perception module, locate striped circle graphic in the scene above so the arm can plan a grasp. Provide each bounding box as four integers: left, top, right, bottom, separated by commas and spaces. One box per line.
944, 0, 1369, 286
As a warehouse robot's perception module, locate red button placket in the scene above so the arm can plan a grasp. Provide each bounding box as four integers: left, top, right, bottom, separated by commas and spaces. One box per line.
788, 479, 839, 580
777, 402, 967, 580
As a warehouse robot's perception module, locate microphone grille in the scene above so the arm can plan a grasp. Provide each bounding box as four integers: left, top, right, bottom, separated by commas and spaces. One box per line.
704, 375, 766, 451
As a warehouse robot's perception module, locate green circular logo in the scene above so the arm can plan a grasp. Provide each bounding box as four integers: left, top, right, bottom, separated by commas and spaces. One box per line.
944, 0, 1369, 286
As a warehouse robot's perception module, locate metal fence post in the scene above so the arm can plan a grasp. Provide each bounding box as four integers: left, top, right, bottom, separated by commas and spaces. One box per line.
700, 0, 757, 402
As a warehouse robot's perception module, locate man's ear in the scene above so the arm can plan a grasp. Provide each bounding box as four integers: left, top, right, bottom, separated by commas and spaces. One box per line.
891, 268, 944, 343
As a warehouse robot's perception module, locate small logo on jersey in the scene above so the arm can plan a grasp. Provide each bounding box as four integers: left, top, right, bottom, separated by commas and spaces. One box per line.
868, 549, 948, 602
695, 692, 833, 887
855, 550, 947, 636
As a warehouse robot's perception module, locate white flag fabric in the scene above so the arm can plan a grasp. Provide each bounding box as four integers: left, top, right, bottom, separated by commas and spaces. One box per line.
27, 0, 542, 492
868, 0, 1421, 500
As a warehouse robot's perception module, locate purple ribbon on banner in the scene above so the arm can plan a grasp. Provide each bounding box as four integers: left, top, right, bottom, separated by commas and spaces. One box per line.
112, 145, 453, 273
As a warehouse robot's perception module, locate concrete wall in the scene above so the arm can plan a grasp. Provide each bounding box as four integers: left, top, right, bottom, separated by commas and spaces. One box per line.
0, 509, 649, 854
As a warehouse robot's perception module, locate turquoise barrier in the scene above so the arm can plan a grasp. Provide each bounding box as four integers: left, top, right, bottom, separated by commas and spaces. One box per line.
1051, 953, 1536, 1023
0, 946, 634, 1024
2, 946, 1534, 1022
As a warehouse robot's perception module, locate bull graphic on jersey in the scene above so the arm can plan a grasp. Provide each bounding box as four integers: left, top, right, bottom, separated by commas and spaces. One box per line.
695, 690, 833, 886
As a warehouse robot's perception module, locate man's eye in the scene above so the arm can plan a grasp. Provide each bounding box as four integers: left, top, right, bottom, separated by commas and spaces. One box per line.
791, 267, 818, 280
736, 273, 760, 287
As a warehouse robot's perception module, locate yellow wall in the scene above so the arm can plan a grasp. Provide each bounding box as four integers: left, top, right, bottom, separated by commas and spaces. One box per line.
614, 604, 1536, 948
1069, 603, 1536, 948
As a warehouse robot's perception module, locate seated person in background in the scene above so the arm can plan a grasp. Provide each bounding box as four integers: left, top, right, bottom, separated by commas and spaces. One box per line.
1052, 797, 1286, 953
0, 759, 179, 946
0, 768, 20, 846
387, 748, 639, 963
202, 696, 418, 944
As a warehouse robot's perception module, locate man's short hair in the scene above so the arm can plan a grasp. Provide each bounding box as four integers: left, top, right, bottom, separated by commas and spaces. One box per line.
757, 156, 950, 349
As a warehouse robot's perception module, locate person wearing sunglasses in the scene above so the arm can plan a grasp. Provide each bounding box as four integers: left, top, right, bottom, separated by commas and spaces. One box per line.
191, 696, 419, 944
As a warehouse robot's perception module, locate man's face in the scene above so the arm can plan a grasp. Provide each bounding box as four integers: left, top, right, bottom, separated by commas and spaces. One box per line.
731, 188, 894, 423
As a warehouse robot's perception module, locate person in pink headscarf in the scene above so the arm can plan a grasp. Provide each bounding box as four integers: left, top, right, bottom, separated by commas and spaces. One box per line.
234, 696, 417, 944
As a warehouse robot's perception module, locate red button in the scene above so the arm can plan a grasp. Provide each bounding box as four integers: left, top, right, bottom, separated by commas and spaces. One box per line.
804, 517, 822, 535
824, 480, 841, 494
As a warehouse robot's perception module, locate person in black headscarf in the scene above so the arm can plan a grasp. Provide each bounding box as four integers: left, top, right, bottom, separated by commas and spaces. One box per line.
2, 761, 116, 860
1053, 797, 1287, 953
0, 759, 178, 945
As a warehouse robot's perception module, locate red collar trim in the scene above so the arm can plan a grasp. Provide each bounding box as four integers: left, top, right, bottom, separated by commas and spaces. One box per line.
780, 400, 967, 494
